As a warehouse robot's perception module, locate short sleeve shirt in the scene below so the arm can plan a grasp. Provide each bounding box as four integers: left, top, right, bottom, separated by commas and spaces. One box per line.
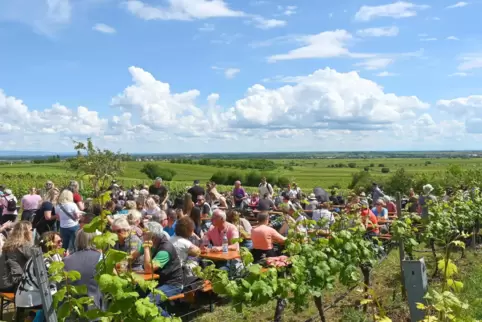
138, 244, 170, 268
251, 225, 285, 250
73, 192, 83, 204
206, 222, 239, 249
170, 236, 193, 265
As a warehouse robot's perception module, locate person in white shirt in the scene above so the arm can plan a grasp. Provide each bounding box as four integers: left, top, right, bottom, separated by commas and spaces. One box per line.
55, 190, 82, 253
288, 183, 301, 200
169, 217, 200, 276
0, 189, 18, 224
258, 177, 274, 200
312, 203, 335, 230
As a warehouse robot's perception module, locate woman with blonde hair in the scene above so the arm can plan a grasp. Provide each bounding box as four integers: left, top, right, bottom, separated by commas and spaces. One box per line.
208, 184, 228, 209
143, 197, 160, 219
56, 189, 83, 252
183, 193, 194, 217
0, 221, 34, 292
127, 209, 143, 238
68, 180, 85, 211
32, 187, 60, 236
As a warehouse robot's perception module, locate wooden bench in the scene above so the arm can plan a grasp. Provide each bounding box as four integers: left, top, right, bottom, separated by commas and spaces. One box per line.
0, 292, 15, 320
167, 280, 214, 311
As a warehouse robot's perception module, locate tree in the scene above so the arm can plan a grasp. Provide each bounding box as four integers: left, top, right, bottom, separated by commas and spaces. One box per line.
385, 168, 413, 195
68, 138, 125, 196
348, 163, 357, 168
140, 163, 177, 181
381, 167, 390, 173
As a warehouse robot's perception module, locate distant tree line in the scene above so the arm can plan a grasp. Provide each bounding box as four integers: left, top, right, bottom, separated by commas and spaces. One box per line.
32, 155, 62, 164
210, 171, 290, 188
170, 158, 277, 171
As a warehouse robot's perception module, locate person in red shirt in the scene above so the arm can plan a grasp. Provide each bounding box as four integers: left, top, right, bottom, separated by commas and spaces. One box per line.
359, 200, 379, 236
69, 181, 84, 211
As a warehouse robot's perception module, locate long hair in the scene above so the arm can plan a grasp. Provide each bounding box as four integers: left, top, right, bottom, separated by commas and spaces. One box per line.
183, 193, 194, 216
3, 221, 32, 252
39, 231, 61, 253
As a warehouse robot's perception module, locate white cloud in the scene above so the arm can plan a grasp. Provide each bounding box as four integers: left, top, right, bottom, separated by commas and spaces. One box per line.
229, 68, 429, 130
199, 23, 215, 31
355, 2, 429, 22
357, 26, 399, 37
267, 30, 357, 62
446, 2, 469, 9
437, 95, 482, 133
355, 58, 394, 70
126, 0, 284, 29
458, 53, 482, 71
277, 5, 297, 16
93, 23, 116, 34
420, 37, 437, 41
0, 0, 72, 36
449, 72, 468, 77
212, 66, 241, 79
376, 71, 398, 77
446, 36, 459, 40
224, 68, 241, 79
250, 16, 286, 29
125, 0, 244, 20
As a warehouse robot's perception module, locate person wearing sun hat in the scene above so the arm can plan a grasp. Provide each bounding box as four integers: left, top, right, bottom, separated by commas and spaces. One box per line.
418, 184, 437, 220
305, 193, 319, 213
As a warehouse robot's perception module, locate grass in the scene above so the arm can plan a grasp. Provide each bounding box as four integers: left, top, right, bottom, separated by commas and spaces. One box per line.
1, 157, 482, 189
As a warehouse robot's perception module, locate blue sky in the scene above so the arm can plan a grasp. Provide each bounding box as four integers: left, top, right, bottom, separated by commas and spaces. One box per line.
0, 0, 481, 153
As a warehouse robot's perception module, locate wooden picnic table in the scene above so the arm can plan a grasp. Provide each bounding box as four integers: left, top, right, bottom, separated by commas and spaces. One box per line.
378, 218, 394, 225
200, 249, 240, 261
134, 271, 160, 281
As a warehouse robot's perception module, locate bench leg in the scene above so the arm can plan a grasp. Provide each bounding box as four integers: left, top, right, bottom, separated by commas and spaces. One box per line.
0, 297, 3, 320
209, 292, 214, 312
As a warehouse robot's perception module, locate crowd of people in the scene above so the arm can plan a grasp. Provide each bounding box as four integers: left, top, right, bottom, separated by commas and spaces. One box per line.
0, 176, 458, 320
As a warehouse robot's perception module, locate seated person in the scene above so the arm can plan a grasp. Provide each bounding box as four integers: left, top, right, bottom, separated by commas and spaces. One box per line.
279, 203, 307, 236
227, 210, 252, 249
312, 202, 335, 230
127, 209, 144, 238
202, 209, 239, 252
360, 200, 379, 237
384, 197, 397, 216
132, 222, 184, 300
16, 232, 63, 309
257, 193, 275, 212
250, 213, 286, 262
169, 217, 201, 277
248, 193, 260, 208
112, 217, 143, 271
371, 199, 389, 220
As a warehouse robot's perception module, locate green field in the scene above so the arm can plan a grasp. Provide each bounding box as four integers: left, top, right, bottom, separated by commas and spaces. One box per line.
1, 157, 482, 190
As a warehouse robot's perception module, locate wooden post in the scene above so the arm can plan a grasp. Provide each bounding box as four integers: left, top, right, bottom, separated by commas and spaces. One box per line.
32, 248, 57, 322
396, 192, 407, 300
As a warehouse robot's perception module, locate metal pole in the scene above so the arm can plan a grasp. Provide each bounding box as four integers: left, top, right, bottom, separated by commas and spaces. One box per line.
32, 248, 58, 322
396, 192, 407, 300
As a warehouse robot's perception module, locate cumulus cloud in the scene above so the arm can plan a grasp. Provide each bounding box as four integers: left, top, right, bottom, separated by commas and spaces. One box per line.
357, 26, 399, 37
229, 68, 429, 130
93, 23, 116, 34
355, 2, 429, 22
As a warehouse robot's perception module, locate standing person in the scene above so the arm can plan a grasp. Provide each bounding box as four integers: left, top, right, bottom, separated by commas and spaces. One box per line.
32, 188, 60, 236
371, 183, 385, 206
69, 181, 85, 211
288, 183, 301, 200
190, 207, 203, 239
207, 184, 228, 209
149, 177, 169, 210
188, 180, 205, 203
418, 184, 437, 220
56, 190, 83, 253
183, 193, 194, 217
0, 189, 18, 224
232, 181, 247, 208
258, 177, 273, 200
21, 187, 42, 222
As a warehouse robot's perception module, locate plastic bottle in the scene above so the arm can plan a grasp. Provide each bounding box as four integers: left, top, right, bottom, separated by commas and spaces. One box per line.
222, 233, 228, 253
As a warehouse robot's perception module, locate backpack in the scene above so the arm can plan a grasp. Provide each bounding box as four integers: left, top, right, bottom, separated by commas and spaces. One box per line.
4, 196, 16, 212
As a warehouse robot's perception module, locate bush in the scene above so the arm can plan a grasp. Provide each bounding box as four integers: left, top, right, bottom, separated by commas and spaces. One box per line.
381, 167, 390, 174
140, 163, 177, 181
348, 163, 357, 168
370, 163, 375, 167
209, 171, 289, 188
378, 164, 385, 167
364, 167, 369, 172
210, 171, 229, 185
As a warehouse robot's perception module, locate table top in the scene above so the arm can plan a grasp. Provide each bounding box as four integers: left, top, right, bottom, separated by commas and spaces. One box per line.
378, 218, 394, 224
134, 271, 160, 281
200, 249, 240, 261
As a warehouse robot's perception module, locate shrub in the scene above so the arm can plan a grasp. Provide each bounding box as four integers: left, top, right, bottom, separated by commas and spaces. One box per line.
140, 163, 177, 181
378, 164, 385, 167
381, 167, 390, 174
364, 167, 369, 172
210, 171, 229, 185
348, 163, 357, 168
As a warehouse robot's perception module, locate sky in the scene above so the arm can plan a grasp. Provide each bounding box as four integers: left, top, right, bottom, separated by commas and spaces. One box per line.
0, 0, 481, 153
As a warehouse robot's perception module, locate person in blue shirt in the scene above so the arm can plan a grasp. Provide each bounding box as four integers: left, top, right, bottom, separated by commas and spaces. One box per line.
371, 199, 389, 220
163, 208, 177, 237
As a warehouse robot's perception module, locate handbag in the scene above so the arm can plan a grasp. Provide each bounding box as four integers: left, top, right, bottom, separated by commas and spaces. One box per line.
58, 204, 79, 222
